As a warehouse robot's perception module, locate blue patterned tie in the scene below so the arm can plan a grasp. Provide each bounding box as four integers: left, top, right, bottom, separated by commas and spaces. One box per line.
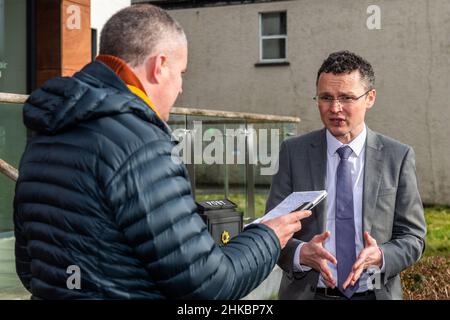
336, 145, 359, 298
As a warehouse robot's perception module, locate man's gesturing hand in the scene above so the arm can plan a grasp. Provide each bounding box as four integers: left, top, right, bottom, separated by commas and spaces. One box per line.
300, 231, 337, 288
342, 232, 383, 290
262, 210, 312, 249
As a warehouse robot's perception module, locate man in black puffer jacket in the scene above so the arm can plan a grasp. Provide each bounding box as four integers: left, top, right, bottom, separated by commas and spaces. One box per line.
13, 4, 310, 299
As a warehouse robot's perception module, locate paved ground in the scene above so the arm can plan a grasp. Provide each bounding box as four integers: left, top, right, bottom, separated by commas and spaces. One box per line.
0, 233, 30, 300
242, 266, 281, 300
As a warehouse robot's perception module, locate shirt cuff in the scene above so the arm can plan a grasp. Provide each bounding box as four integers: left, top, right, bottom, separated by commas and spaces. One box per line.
379, 247, 386, 273
293, 242, 312, 272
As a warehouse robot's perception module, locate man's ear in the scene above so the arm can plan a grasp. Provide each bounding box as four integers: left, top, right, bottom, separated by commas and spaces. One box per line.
145, 53, 168, 84
366, 89, 376, 110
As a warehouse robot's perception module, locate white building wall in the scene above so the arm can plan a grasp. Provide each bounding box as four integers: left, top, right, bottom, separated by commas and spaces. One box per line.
90, 0, 131, 56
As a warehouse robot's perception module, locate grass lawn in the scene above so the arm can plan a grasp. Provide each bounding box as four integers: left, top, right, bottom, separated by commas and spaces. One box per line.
423, 206, 450, 257
402, 206, 450, 299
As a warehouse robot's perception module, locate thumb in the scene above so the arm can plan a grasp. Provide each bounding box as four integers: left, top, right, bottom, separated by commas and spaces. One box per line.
313, 230, 331, 244
364, 231, 377, 247
289, 210, 312, 222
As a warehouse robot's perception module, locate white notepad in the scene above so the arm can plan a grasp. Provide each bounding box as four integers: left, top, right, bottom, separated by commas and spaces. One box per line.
251, 190, 327, 224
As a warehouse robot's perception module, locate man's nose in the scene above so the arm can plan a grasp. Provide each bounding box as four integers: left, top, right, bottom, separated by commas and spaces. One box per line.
329, 100, 343, 113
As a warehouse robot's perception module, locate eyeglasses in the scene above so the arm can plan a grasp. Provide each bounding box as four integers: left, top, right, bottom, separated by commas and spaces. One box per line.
313, 89, 372, 106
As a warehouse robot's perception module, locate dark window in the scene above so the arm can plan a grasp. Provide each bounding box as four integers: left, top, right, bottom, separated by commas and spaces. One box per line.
260, 11, 287, 62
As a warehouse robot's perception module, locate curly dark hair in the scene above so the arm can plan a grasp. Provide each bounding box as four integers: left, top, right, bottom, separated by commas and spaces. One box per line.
316, 50, 375, 89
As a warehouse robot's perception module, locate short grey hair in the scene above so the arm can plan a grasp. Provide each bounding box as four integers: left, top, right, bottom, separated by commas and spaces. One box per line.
99, 4, 186, 67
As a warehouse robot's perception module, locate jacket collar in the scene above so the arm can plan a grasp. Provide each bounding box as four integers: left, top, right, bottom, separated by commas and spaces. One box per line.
76, 61, 166, 127
95, 55, 162, 119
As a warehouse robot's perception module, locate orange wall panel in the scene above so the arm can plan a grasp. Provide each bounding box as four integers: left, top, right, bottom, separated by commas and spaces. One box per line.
61, 0, 91, 77
36, 0, 91, 86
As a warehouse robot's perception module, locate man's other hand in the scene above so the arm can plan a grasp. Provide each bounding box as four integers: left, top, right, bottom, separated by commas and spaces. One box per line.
300, 231, 337, 288
262, 210, 312, 249
343, 231, 383, 290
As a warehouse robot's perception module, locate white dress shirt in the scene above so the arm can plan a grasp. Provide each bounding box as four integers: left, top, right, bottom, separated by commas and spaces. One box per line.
293, 125, 384, 292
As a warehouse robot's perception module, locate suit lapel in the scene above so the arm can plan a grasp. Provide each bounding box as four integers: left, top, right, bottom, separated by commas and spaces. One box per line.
363, 128, 384, 234
308, 129, 327, 232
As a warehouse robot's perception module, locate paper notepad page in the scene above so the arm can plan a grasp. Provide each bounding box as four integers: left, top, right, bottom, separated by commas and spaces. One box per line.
250, 190, 327, 225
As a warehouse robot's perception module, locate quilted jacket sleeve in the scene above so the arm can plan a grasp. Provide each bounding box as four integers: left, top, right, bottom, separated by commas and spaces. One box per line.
105, 138, 281, 299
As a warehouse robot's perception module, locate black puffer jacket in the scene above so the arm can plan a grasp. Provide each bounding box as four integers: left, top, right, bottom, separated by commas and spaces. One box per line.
13, 61, 280, 299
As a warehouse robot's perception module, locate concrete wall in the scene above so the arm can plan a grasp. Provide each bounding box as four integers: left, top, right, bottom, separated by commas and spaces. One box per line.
91, 0, 131, 55
169, 0, 450, 205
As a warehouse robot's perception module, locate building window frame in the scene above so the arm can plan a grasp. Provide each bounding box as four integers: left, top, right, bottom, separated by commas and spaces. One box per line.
259, 11, 288, 64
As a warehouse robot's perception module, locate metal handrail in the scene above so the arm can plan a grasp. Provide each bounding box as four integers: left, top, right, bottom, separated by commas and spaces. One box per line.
0, 159, 18, 182
0, 93, 23, 181
0, 92, 29, 104
0, 92, 301, 123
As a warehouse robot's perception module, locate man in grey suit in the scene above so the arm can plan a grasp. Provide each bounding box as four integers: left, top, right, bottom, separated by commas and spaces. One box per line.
266, 51, 427, 300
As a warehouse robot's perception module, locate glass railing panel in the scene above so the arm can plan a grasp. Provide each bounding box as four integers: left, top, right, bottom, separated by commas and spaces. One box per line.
182, 115, 249, 219
0, 102, 29, 299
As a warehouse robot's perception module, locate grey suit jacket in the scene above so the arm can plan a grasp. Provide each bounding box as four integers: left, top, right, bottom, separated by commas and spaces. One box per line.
266, 128, 427, 300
